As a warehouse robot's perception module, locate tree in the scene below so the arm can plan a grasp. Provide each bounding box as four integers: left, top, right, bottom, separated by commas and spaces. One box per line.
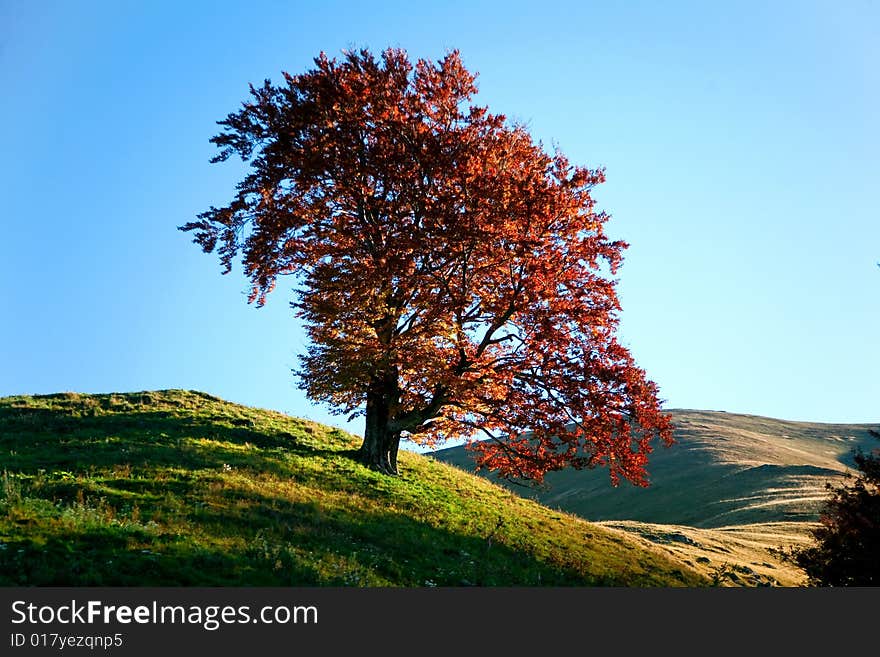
180, 47, 672, 483
786, 430, 880, 586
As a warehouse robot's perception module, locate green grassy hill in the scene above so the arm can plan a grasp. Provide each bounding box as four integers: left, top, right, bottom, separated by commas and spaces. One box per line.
431, 409, 880, 586
0, 390, 706, 587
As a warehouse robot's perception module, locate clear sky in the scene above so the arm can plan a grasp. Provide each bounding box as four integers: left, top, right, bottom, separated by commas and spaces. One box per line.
2, 0, 878, 444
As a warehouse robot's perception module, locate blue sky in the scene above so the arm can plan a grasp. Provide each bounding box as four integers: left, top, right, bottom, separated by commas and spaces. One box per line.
1, 0, 878, 442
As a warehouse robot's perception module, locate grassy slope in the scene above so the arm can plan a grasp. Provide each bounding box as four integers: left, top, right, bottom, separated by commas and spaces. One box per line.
431, 410, 880, 586
0, 390, 706, 587
595, 521, 816, 586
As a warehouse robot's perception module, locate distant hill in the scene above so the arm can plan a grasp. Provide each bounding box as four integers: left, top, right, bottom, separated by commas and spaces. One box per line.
431, 409, 879, 528
0, 390, 705, 587
430, 410, 879, 586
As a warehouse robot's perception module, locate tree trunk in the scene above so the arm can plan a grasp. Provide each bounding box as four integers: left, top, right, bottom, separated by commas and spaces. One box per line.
358, 376, 401, 475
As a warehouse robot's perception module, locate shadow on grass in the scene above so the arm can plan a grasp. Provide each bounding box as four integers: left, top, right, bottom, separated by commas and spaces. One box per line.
0, 494, 610, 586
184, 487, 630, 587
0, 527, 322, 586
0, 406, 354, 478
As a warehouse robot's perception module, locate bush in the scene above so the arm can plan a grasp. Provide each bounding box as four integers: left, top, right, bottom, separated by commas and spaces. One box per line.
787, 430, 880, 586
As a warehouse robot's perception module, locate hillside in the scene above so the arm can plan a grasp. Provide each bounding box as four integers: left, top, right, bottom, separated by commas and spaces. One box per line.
431, 410, 880, 585
432, 410, 879, 527
0, 390, 706, 587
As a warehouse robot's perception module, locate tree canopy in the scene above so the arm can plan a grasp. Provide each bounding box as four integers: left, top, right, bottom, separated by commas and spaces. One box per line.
181, 47, 672, 484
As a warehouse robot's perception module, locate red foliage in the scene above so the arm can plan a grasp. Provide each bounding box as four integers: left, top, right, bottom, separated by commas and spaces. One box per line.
181, 48, 672, 484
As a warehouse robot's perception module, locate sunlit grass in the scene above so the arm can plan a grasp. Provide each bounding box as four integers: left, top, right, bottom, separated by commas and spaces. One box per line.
0, 389, 707, 587
598, 520, 815, 586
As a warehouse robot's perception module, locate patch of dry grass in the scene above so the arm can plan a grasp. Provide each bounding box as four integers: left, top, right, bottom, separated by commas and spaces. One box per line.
596, 520, 816, 586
